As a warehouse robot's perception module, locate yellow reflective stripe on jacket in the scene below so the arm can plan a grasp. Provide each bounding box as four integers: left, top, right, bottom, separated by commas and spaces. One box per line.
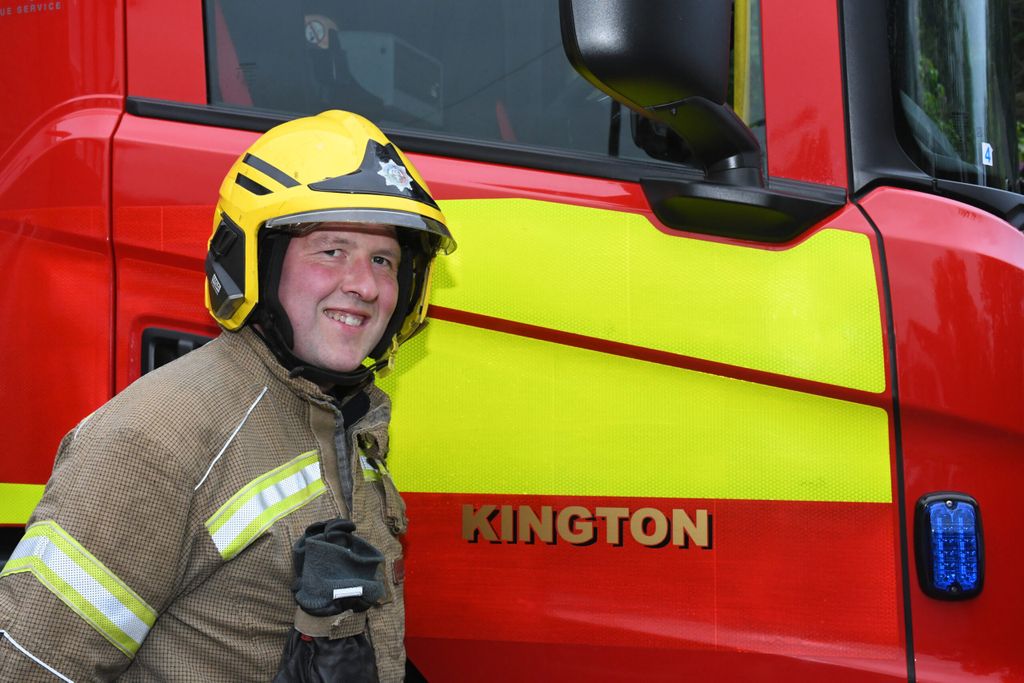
434, 199, 885, 393
0, 483, 45, 525
205, 451, 325, 560
382, 320, 891, 503
0, 520, 157, 657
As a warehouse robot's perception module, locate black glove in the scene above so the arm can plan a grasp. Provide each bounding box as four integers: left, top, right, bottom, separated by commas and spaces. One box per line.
273, 630, 378, 683
291, 519, 385, 616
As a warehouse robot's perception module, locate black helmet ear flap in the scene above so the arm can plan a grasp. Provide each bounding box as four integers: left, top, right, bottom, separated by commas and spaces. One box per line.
254, 229, 295, 350
205, 215, 247, 321
369, 240, 417, 361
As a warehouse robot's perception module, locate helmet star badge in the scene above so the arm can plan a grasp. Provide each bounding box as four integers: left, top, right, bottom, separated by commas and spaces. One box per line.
377, 159, 413, 193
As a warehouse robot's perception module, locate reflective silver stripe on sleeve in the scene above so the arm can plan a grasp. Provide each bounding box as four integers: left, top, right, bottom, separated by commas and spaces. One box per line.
206, 451, 325, 560
1, 521, 157, 657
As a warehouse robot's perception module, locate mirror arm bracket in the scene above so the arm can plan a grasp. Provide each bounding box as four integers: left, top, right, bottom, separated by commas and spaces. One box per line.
641, 177, 846, 243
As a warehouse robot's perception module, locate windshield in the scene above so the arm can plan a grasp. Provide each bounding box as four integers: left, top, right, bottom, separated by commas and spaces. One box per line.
891, 0, 1019, 192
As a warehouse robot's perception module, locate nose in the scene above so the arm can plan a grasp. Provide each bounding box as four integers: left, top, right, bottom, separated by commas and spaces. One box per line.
340, 255, 378, 302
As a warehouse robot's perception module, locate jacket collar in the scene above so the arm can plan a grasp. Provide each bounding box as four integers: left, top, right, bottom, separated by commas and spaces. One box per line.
221, 326, 391, 422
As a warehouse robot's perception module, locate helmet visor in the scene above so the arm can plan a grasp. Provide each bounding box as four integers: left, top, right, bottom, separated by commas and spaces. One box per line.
264, 208, 455, 254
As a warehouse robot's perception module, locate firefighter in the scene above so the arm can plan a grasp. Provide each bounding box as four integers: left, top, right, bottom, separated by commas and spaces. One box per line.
0, 110, 455, 681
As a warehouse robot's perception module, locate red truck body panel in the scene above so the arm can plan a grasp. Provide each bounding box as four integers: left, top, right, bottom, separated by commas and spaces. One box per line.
0, 0, 123, 484
863, 189, 1024, 680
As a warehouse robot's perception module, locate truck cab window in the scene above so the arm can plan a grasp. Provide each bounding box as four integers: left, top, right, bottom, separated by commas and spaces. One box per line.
890, 0, 1020, 191
204, 0, 765, 166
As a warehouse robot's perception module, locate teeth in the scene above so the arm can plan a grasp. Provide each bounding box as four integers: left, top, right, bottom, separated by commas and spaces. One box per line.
326, 311, 364, 326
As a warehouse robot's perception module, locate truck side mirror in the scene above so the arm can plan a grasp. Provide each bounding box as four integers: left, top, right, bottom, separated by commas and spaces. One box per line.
559, 0, 845, 243
560, 0, 763, 186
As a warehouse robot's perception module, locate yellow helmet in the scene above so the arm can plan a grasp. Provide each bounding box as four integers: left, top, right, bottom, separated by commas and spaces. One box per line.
205, 110, 455, 381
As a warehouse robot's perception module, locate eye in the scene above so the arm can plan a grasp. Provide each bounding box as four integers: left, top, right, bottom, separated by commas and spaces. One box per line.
372, 255, 395, 269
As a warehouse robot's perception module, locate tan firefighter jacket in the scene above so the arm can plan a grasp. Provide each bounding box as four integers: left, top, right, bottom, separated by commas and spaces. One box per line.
0, 327, 409, 681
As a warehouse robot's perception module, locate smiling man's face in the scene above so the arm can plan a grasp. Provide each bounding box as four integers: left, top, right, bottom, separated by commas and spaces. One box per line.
277, 223, 400, 374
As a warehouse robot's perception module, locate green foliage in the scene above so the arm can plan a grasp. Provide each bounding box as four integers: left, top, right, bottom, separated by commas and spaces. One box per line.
919, 55, 962, 150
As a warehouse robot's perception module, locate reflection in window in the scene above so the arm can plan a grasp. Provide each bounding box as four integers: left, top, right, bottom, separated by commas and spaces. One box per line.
891, 0, 1018, 190
205, 0, 765, 167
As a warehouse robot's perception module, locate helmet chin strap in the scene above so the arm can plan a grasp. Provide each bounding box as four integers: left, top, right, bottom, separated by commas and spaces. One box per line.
252, 230, 416, 394
252, 316, 377, 392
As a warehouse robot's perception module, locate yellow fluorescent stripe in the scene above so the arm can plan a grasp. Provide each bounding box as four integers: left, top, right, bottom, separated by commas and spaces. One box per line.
206, 452, 325, 561
3, 521, 157, 657
381, 320, 892, 503
0, 483, 44, 525
434, 199, 885, 393
217, 480, 325, 561
22, 523, 157, 627
206, 451, 320, 536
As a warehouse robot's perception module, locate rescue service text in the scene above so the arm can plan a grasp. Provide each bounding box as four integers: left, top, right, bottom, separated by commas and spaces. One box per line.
1, 2, 62, 15
462, 504, 712, 548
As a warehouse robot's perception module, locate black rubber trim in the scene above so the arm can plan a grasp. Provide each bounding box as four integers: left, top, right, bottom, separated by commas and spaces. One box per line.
243, 153, 299, 188
853, 201, 916, 683
127, 97, 286, 132
125, 96, 702, 184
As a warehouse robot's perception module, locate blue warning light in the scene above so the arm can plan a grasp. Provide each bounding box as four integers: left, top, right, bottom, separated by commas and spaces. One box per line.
916, 493, 984, 600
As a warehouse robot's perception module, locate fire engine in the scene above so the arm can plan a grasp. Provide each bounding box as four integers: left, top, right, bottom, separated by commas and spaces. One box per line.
1, 0, 1021, 680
